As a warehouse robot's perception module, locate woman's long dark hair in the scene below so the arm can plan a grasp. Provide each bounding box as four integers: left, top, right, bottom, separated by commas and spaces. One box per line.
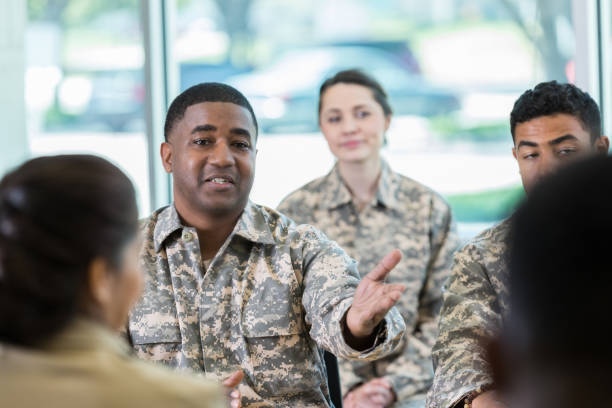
0, 155, 138, 347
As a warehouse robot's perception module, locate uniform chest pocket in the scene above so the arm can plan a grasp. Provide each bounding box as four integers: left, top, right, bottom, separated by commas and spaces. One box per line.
129, 320, 182, 366
241, 266, 305, 337
240, 278, 323, 397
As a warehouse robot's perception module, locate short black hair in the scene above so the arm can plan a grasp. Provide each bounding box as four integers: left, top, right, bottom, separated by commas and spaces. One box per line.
510, 81, 601, 142
164, 82, 258, 141
509, 156, 612, 380
318, 69, 393, 117
0, 155, 138, 347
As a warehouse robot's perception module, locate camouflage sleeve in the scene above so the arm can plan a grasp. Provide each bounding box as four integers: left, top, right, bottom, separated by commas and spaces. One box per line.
297, 225, 406, 361
384, 198, 460, 401
426, 245, 501, 408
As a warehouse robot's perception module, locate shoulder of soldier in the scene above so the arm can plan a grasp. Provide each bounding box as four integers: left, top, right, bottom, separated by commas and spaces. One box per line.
119, 357, 225, 408
254, 203, 333, 246
138, 205, 170, 236
454, 217, 512, 264
393, 171, 453, 214
277, 174, 328, 215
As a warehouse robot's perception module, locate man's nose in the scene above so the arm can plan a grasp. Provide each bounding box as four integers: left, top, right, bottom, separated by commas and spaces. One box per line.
209, 142, 235, 167
539, 153, 560, 177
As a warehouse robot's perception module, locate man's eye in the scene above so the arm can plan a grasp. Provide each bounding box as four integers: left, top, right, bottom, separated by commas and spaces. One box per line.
194, 139, 211, 145
233, 141, 250, 149
558, 148, 576, 156
327, 116, 340, 123
356, 110, 370, 118
523, 153, 538, 159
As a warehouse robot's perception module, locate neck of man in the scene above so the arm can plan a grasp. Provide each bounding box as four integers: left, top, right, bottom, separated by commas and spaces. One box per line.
174, 199, 244, 260
337, 154, 382, 206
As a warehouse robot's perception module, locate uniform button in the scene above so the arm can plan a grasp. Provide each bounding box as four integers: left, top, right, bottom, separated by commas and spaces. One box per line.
183, 231, 194, 242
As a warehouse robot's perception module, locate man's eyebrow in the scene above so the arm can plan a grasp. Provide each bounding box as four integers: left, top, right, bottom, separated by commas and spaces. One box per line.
517, 140, 538, 149
549, 134, 578, 146
229, 127, 251, 138
191, 124, 216, 134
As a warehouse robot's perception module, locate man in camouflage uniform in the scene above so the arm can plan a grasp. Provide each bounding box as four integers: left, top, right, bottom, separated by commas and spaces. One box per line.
426, 81, 610, 408
127, 83, 407, 407
278, 159, 459, 407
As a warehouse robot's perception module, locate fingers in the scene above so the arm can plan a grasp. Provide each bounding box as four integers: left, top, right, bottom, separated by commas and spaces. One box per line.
230, 390, 240, 408
367, 377, 392, 389
359, 382, 394, 407
384, 283, 406, 295
376, 286, 405, 312
367, 250, 402, 282
222, 369, 244, 388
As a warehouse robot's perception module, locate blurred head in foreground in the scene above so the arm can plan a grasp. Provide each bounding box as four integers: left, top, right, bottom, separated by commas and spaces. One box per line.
502, 155, 612, 407
0, 154, 141, 347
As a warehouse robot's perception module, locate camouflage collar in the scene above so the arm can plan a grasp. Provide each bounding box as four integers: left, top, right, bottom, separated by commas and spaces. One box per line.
153, 205, 184, 252
153, 202, 276, 252
321, 159, 401, 210
233, 201, 276, 245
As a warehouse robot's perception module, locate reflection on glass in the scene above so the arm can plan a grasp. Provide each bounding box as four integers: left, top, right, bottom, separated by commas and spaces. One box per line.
25, 0, 150, 215
171, 0, 574, 239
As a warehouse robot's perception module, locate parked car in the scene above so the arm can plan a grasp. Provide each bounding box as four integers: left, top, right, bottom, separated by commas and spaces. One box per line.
227, 45, 461, 133
47, 69, 145, 132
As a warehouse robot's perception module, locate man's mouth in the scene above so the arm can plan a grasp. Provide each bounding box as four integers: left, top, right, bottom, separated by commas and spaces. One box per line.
204, 175, 235, 185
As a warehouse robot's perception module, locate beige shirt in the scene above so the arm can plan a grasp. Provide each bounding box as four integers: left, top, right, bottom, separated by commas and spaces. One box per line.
0, 319, 225, 408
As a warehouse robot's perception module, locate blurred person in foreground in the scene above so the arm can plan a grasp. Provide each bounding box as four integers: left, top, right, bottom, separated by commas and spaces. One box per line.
278, 69, 460, 408
497, 155, 612, 408
0, 155, 227, 408
126, 82, 407, 407
426, 81, 609, 408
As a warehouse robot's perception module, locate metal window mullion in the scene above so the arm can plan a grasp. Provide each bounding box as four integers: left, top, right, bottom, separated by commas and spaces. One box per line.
573, 0, 601, 102
598, 0, 612, 138
141, 0, 177, 211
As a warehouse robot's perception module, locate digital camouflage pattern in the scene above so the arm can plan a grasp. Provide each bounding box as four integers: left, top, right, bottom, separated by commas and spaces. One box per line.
426, 218, 511, 408
0, 319, 225, 408
128, 201, 406, 407
278, 161, 459, 406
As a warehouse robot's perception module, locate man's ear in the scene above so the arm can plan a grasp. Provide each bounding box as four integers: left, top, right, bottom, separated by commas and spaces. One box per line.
512, 146, 518, 161
160, 142, 173, 173
595, 135, 610, 154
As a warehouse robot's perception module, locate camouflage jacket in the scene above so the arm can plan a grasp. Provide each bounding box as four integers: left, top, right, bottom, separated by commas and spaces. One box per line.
426, 218, 511, 408
278, 161, 459, 404
127, 201, 406, 407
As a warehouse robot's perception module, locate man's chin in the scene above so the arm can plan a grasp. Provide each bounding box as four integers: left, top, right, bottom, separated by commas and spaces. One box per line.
199, 198, 248, 217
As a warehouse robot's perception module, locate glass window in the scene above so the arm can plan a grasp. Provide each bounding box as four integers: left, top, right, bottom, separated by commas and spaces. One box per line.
25, 0, 150, 215
171, 0, 574, 239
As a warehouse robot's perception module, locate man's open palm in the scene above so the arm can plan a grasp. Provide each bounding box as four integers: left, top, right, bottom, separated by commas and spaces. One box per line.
346, 250, 406, 338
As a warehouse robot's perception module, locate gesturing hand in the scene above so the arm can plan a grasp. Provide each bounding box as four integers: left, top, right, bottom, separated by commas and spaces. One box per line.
346, 250, 406, 339
343, 378, 396, 408
222, 370, 244, 408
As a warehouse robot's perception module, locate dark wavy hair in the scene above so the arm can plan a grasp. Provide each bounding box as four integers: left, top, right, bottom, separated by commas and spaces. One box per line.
510, 81, 601, 142
0, 155, 138, 347
164, 82, 258, 141
508, 156, 612, 405
318, 69, 393, 118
